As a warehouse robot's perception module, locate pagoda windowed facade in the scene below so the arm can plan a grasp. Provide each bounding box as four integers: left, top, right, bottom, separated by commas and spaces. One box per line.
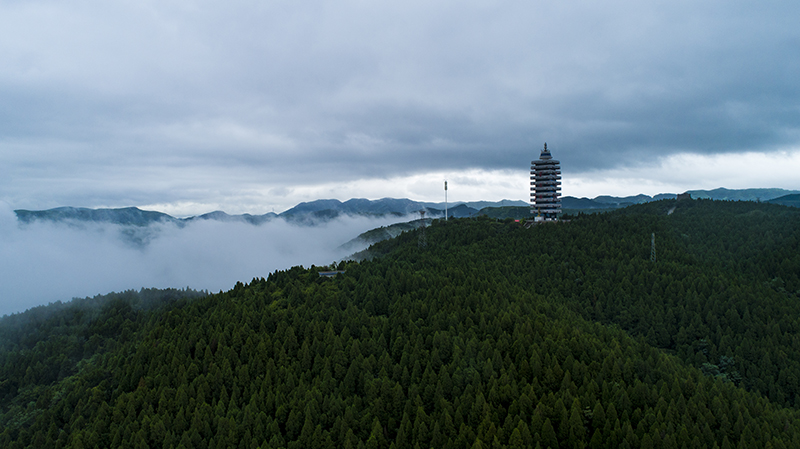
530, 143, 562, 221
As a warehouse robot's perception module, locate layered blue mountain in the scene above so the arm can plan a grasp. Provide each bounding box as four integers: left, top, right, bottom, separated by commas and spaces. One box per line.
14, 207, 178, 226
187, 211, 278, 226
767, 194, 800, 208
14, 207, 279, 227
280, 198, 491, 218
14, 188, 800, 229
280, 198, 431, 224
560, 197, 616, 210
13, 198, 487, 227
687, 187, 799, 201
559, 189, 800, 210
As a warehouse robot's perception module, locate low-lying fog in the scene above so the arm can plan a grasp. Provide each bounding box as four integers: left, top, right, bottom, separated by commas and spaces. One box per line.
0, 203, 407, 317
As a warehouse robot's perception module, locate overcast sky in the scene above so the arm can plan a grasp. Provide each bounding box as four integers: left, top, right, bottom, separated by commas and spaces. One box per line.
2, 0, 799, 216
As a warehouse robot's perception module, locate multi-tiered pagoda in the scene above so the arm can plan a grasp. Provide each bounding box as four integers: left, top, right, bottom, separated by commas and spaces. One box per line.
530, 143, 562, 221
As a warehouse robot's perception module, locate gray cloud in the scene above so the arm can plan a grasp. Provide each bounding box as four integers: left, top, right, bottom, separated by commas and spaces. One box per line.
1, 0, 799, 212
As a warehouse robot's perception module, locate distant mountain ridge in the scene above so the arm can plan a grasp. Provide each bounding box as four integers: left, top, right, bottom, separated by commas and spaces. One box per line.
767, 194, 800, 208
687, 187, 800, 201
559, 188, 800, 210
14, 188, 800, 227
14, 207, 178, 226
279, 198, 520, 218
14, 206, 279, 227
13, 198, 492, 227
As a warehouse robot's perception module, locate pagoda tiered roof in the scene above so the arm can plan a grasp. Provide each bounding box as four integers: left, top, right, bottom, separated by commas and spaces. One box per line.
530, 143, 562, 221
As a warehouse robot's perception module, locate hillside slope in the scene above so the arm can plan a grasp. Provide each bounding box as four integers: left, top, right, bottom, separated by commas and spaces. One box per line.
2, 200, 800, 448
767, 194, 800, 208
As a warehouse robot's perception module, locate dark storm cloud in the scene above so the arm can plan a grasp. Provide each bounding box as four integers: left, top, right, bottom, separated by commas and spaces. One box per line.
1, 0, 799, 211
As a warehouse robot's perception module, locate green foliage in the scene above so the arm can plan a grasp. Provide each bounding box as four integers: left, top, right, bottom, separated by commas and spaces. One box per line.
476, 206, 531, 220
3, 199, 800, 447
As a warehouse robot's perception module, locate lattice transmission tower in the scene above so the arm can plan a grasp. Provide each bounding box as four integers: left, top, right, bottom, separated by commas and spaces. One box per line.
418, 210, 427, 248
651, 233, 656, 263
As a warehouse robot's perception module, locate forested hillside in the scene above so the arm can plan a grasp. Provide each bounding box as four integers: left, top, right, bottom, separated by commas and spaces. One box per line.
2, 199, 800, 448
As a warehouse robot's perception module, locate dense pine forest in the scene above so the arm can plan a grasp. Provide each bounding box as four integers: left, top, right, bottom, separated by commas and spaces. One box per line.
2, 198, 800, 448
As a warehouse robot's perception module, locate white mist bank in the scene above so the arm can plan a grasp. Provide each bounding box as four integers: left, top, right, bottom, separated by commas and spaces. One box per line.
0, 203, 406, 317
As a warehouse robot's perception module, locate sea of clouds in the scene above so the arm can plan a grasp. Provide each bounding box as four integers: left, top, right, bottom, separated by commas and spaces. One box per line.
0, 202, 407, 317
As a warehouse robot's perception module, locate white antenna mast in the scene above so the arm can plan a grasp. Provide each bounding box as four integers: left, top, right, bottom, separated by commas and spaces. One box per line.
444, 180, 448, 221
